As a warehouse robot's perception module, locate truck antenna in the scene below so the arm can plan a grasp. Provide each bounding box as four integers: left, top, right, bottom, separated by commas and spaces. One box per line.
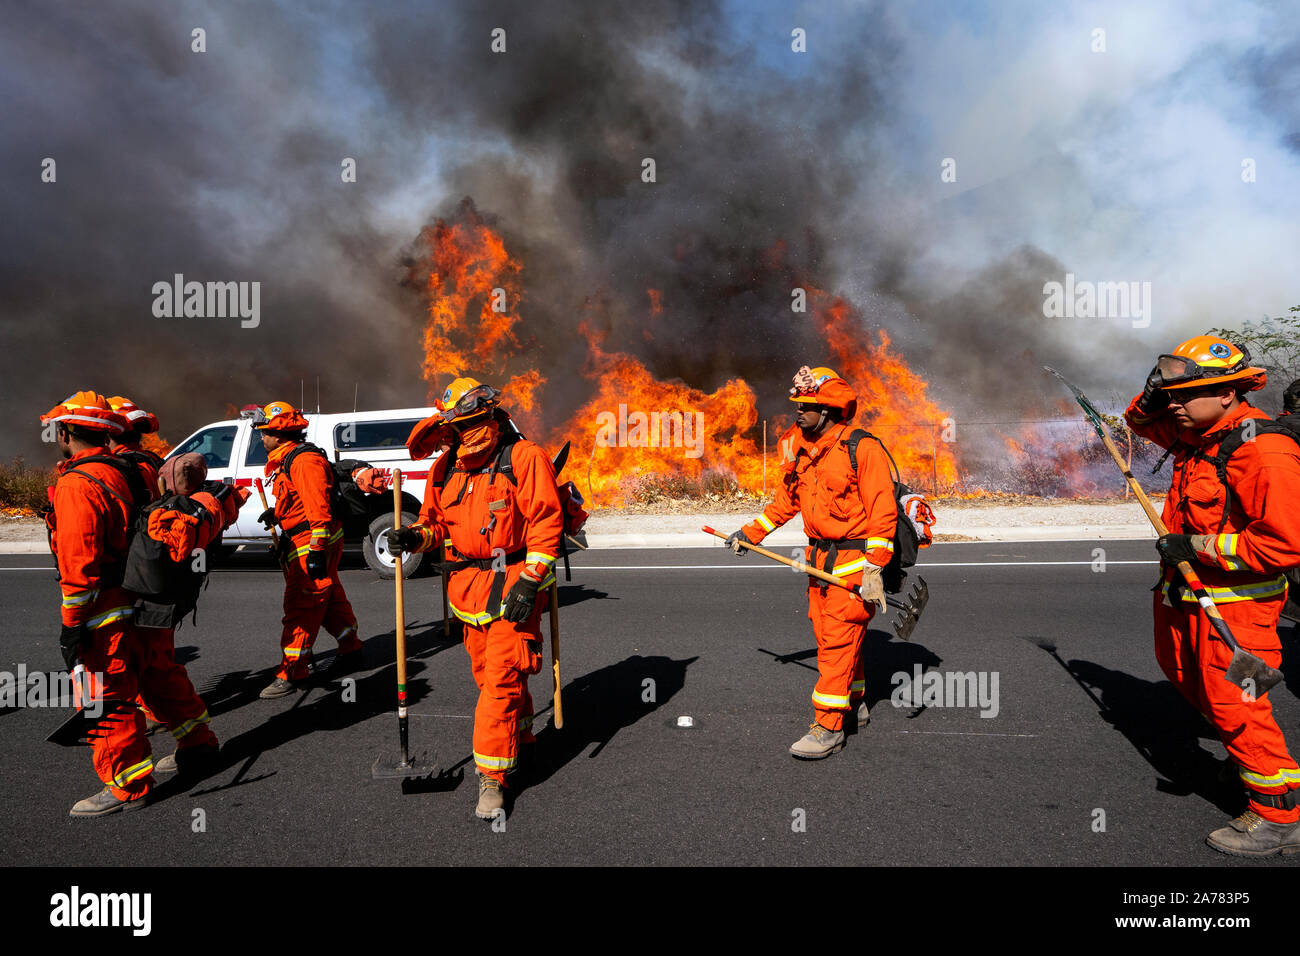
353, 382, 358, 413
316, 376, 321, 414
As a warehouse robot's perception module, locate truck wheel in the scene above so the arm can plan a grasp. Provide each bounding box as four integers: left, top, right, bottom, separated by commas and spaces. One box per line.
364, 512, 425, 580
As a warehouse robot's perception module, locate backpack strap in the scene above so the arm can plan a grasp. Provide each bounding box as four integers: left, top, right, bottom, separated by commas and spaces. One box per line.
842, 428, 902, 486
69, 455, 150, 513
1195, 421, 1300, 534
441, 431, 524, 507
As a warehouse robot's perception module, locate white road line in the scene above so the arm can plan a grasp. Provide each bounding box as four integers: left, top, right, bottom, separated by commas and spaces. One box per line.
897, 730, 1041, 737
0, 560, 1160, 572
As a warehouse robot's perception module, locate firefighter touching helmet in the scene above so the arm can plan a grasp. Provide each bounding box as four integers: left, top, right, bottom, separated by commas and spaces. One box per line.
725, 366, 897, 759
390, 378, 563, 820
254, 400, 365, 699
1127, 334, 1300, 856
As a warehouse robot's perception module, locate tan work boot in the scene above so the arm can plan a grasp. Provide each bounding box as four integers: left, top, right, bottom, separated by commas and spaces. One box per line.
70, 786, 150, 818
1206, 810, 1300, 857
475, 776, 505, 820
790, 722, 846, 759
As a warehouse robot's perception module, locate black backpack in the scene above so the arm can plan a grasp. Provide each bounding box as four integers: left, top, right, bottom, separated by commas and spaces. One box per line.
121, 485, 235, 629
51, 454, 152, 588
1192, 415, 1300, 618
842, 428, 921, 594
278, 442, 374, 520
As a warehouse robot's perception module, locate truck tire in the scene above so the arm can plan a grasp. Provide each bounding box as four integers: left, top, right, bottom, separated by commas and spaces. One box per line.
364, 511, 425, 580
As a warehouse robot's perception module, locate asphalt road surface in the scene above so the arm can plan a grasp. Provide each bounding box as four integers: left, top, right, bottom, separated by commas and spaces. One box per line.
3, 540, 1298, 867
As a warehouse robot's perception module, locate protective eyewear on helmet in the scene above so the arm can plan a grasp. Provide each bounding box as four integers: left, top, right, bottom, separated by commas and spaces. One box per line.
1156, 348, 1250, 387
439, 384, 501, 422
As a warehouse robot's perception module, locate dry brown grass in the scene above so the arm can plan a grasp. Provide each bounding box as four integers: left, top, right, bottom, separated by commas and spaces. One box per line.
0, 458, 55, 516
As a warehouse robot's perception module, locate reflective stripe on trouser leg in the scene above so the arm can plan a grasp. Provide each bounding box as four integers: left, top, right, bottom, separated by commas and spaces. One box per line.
466, 617, 535, 783
1154, 590, 1300, 823
80, 615, 153, 800
277, 536, 345, 680
807, 579, 870, 733
135, 626, 217, 749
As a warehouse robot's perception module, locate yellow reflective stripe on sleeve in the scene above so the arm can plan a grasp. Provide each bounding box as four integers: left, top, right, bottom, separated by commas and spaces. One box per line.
831, 558, 868, 577
1240, 766, 1300, 788
518, 714, 534, 730
525, 552, 556, 568
61, 589, 98, 608
473, 751, 517, 771
170, 710, 211, 741
812, 689, 851, 710
757, 514, 776, 532
112, 757, 154, 788
448, 572, 557, 626
310, 528, 328, 539
85, 606, 133, 630
1162, 575, 1288, 604
1216, 533, 1240, 557
291, 528, 345, 559
850, 680, 865, 693
284, 646, 309, 658
866, 537, 894, 552
335, 625, 357, 641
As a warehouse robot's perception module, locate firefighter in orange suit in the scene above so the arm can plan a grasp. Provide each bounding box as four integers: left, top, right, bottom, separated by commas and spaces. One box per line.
41, 392, 155, 816
1126, 335, 1300, 856
725, 366, 897, 759
389, 379, 562, 820
133, 453, 248, 775
107, 396, 164, 492
253, 401, 364, 699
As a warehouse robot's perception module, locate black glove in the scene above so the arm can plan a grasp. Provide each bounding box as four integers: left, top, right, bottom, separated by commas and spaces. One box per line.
257, 507, 277, 530
305, 549, 329, 580
388, 527, 422, 556
1156, 533, 1198, 566
502, 574, 542, 623
1137, 366, 1170, 416
725, 529, 752, 556
1284, 379, 1300, 415
59, 623, 87, 672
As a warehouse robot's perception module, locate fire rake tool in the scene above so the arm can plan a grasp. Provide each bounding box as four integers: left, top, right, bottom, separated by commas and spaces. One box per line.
372, 470, 439, 779
45, 662, 136, 747
1044, 365, 1283, 697
701, 526, 929, 640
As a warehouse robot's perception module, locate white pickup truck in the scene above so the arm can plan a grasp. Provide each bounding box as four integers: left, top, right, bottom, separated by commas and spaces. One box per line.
164, 406, 442, 578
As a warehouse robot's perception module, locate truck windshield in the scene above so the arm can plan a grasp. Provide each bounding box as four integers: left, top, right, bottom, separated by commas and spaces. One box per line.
171, 426, 238, 469
335, 419, 421, 451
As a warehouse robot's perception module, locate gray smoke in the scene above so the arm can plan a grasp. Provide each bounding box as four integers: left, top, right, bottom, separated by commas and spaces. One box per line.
3, 0, 1298, 477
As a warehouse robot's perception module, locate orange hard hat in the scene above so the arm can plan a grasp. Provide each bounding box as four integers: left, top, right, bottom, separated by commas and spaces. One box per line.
1157, 335, 1267, 392
106, 396, 160, 434
438, 377, 500, 423
253, 400, 310, 432
41, 390, 127, 435
788, 365, 858, 418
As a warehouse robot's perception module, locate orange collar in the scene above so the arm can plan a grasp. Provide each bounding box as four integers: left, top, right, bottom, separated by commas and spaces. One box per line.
266, 441, 296, 476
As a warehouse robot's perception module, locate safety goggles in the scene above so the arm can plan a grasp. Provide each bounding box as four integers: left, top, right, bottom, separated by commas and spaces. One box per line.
1156, 348, 1250, 387
439, 384, 501, 423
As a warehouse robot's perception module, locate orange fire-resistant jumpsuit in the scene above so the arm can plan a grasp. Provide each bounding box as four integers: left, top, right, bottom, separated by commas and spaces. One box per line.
129, 486, 247, 749
117, 443, 210, 739
267, 442, 361, 680
409, 432, 562, 784
742, 422, 897, 732
1126, 397, 1300, 822
47, 448, 153, 801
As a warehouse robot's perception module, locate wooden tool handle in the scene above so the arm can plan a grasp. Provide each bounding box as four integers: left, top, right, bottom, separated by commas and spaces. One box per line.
549, 582, 563, 729
392, 472, 407, 705
254, 478, 280, 550
701, 526, 860, 594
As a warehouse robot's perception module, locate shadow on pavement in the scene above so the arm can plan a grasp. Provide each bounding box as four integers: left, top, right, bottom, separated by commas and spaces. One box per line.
511, 653, 698, 796
1030, 637, 1240, 815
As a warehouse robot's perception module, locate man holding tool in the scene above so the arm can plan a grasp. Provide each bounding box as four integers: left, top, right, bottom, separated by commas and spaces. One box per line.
724, 366, 897, 759
389, 378, 563, 819
1124, 335, 1300, 856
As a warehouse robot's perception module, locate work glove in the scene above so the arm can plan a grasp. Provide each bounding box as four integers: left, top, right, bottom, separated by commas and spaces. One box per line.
352, 467, 393, 495
859, 566, 886, 615
305, 548, 329, 580
1284, 379, 1300, 416
59, 623, 87, 672
725, 529, 752, 556
502, 571, 543, 623
1136, 366, 1170, 416
257, 507, 277, 530
1156, 533, 1211, 566
388, 526, 422, 556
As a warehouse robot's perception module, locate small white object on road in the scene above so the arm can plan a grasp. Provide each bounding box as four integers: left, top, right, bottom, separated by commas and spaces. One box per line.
676, 716, 695, 728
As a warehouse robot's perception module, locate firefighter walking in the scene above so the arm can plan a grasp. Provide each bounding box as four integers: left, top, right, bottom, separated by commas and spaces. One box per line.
253, 401, 365, 699
725, 366, 897, 759
1126, 335, 1300, 856
389, 379, 562, 819
41, 392, 156, 815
